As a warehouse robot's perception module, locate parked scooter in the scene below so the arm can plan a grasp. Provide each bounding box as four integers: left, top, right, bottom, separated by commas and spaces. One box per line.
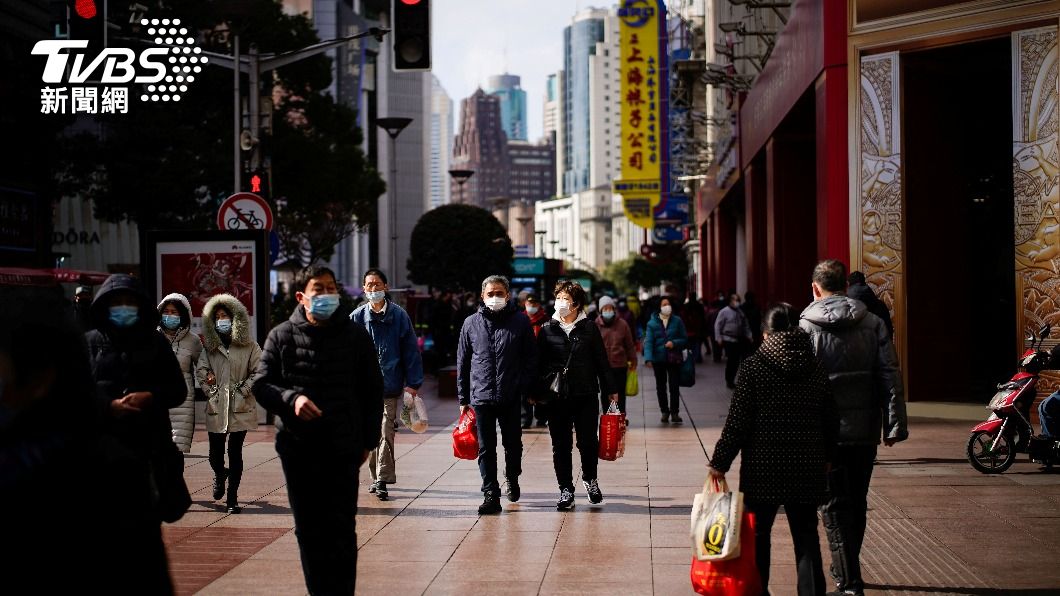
966, 324, 1060, 473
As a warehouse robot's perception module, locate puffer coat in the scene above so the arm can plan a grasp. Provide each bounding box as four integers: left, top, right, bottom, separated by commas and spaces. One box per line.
158, 293, 202, 452
537, 314, 616, 399
643, 313, 688, 363
456, 302, 539, 406
710, 330, 838, 504
799, 295, 907, 445
195, 294, 262, 434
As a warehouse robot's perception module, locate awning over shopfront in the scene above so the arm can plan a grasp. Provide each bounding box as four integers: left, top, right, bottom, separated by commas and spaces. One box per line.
0, 268, 112, 287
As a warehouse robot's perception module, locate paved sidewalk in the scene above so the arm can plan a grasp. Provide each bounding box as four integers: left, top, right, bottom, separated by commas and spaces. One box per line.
165, 358, 1060, 595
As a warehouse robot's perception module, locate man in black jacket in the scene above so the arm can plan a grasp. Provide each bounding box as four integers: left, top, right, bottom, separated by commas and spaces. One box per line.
253, 266, 384, 595
847, 271, 893, 339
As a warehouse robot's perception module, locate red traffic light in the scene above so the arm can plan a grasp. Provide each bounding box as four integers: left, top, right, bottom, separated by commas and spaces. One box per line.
400, 0, 422, 4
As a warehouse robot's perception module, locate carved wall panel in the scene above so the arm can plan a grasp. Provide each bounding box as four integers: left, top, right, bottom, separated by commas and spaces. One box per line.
1014, 27, 1060, 395
859, 52, 903, 349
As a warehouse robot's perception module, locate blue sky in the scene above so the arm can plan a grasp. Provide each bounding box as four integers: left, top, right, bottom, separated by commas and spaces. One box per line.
432, 0, 607, 141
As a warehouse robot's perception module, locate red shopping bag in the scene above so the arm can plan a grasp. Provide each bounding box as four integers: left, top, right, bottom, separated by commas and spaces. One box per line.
598, 402, 625, 461
452, 409, 479, 460
690, 512, 761, 596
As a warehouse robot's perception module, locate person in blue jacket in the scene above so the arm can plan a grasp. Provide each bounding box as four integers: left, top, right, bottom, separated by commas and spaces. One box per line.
457, 275, 538, 515
351, 268, 424, 502
644, 296, 688, 424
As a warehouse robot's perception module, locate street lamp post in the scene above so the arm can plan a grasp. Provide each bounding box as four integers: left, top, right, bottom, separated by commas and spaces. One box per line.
378, 117, 414, 285
448, 169, 475, 203
535, 230, 547, 258
549, 240, 559, 259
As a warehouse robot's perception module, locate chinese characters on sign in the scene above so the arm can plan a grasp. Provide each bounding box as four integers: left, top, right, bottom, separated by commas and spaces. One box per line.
616, 0, 666, 229
41, 87, 129, 114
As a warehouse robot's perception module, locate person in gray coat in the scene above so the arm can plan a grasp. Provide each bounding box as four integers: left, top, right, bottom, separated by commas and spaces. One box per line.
157, 293, 202, 453
799, 259, 908, 596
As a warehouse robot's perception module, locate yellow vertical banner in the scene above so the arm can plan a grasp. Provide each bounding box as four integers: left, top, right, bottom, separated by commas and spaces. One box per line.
616, 0, 663, 229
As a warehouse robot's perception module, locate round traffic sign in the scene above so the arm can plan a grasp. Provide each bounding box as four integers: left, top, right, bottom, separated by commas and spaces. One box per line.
218, 193, 273, 231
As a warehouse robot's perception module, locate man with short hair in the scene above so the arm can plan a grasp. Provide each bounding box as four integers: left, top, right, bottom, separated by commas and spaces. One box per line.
457, 275, 538, 514
351, 268, 424, 501
714, 292, 753, 389
799, 259, 908, 596
253, 266, 383, 594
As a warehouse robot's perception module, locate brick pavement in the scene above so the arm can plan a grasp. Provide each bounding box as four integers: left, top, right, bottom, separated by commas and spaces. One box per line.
163, 359, 1060, 595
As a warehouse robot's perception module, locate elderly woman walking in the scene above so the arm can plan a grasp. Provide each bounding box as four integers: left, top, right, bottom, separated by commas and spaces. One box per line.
196, 293, 262, 513
708, 304, 839, 596
157, 293, 202, 453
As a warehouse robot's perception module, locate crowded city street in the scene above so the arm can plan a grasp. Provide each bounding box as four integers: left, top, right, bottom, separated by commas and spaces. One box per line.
157, 361, 1060, 595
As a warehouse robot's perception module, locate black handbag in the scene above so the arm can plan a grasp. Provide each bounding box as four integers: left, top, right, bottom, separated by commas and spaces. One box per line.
542, 334, 579, 402
149, 438, 192, 523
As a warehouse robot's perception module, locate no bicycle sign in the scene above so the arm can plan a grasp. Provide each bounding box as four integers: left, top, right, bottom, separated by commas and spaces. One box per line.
217, 193, 273, 231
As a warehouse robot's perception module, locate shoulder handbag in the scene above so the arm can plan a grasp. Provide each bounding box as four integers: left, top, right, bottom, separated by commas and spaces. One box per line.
149, 438, 192, 523
543, 331, 579, 402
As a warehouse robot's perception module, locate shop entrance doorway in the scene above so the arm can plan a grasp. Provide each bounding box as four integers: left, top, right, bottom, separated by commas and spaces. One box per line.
903, 37, 1016, 402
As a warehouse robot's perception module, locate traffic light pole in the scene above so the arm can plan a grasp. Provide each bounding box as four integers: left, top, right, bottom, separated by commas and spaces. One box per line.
232, 34, 240, 195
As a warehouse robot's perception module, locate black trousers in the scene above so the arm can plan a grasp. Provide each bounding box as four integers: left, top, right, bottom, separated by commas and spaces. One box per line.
521, 398, 548, 426
472, 401, 523, 494
723, 341, 746, 387
820, 445, 877, 594
602, 367, 628, 414
652, 362, 681, 415
208, 431, 247, 497
745, 500, 827, 596
548, 396, 600, 490
711, 337, 723, 362
277, 434, 360, 596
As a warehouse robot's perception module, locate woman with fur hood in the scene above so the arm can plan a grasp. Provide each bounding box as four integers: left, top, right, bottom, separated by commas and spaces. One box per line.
157, 293, 203, 453
195, 293, 262, 513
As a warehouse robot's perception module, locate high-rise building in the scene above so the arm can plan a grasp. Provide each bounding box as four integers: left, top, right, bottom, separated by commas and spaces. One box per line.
508, 140, 555, 204
451, 89, 510, 207
429, 75, 454, 209
543, 71, 565, 197
486, 73, 528, 142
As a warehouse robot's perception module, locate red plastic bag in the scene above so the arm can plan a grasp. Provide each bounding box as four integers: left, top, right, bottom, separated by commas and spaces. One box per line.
598, 402, 625, 461
452, 408, 479, 460
690, 512, 761, 596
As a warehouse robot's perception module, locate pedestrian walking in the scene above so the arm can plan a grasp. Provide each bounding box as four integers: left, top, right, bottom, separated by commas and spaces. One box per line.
523, 293, 550, 428
644, 297, 688, 423
196, 293, 262, 514
456, 275, 538, 515
538, 282, 619, 510
707, 291, 726, 363
709, 303, 839, 596
596, 295, 637, 416
85, 274, 187, 594
799, 259, 907, 596
683, 294, 707, 363
157, 293, 202, 454
846, 271, 894, 339
351, 268, 424, 502
715, 292, 753, 389
616, 297, 639, 339
253, 266, 384, 595
741, 291, 763, 346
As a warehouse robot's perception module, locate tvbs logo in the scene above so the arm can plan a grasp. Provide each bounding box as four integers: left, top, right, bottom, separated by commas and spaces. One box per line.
33, 18, 206, 115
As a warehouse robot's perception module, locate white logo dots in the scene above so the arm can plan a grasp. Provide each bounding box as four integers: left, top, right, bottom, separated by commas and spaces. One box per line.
140, 17, 199, 103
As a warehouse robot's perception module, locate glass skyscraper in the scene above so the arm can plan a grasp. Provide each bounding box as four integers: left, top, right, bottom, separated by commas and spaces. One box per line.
563, 14, 606, 195
486, 74, 528, 142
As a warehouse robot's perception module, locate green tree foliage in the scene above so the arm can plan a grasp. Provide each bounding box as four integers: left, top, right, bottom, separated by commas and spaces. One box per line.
57, 0, 383, 262
603, 257, 638, 296
408, 205, 514, 292
607, 250, 689, 294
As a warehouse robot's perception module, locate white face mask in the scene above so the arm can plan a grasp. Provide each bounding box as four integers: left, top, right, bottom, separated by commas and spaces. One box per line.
366, 290, 386, 304
485, 296, 507, 311
526, 305, 539, 315
660, 305, 672, 316
555, 298, 572, 317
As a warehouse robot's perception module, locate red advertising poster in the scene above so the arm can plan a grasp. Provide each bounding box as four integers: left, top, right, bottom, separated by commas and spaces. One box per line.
160, 251, 255, 316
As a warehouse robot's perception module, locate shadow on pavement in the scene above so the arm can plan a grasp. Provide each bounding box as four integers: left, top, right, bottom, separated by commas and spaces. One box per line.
866, 585, 1057, 595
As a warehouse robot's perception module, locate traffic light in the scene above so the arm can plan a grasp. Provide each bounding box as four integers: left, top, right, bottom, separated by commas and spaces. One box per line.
391, 0, 431, 71
242, 167, 270, 199
51, 0, 106, 51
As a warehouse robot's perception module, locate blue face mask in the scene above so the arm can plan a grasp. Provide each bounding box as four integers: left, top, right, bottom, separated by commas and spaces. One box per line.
216, 319, 233, 334
161, 314, 181, 330
601, 310, 615, 321
308, 294, 341, 319
109, 305, 140, 328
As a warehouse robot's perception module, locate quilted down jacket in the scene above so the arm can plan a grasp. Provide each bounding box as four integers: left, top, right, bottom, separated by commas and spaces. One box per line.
799, 295, 908, 445
456, 302, 538, 406
157, 293, 202, 452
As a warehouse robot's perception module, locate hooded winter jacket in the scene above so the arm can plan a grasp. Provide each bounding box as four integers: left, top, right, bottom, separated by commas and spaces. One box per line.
710, 330, 838, 504
457, 302, 538, 406
799, 295, 908, 445
847, 281, 894, 339
196, 294, 262, 434
350, 299, 424, 396
644, 312, 688, 363
596, 314, 637, 368
253, 304, 384, 457
157, 293, 202, 452
85, 274, 186, 455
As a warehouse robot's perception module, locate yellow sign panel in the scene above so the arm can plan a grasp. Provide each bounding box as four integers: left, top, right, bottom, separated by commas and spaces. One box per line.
617, 0, 663, 229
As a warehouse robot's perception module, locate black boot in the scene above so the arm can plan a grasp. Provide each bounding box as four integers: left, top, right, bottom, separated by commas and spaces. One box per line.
212, 468, 228, 501
478, 490, 502, 515
225, 473, 241, 513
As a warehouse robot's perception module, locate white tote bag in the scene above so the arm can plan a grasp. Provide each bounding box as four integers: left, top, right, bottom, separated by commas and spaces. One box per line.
690, 476, 744, 562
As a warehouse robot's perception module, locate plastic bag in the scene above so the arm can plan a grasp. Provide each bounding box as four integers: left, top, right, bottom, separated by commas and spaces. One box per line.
680, 349, 696, 387
400, 391, 429, 433
691, 477, 743, 561
626, 367, 639, 396
690, 511, 761, 595
598, 401, 625, 461
452, 408, 479, 460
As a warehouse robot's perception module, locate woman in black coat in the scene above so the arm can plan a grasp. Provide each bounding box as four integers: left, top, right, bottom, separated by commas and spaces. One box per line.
708, 303, 839, 596
537, 280, 617, 511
